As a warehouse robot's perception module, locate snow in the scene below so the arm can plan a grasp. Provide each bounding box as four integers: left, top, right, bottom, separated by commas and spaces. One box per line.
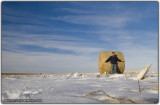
1, 72, 158, 104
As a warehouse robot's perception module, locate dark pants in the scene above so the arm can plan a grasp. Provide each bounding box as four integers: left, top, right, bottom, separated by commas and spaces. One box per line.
111, 64, 117, 73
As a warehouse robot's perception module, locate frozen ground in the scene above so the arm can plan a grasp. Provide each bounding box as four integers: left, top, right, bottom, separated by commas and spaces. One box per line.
1, 72, 159, 104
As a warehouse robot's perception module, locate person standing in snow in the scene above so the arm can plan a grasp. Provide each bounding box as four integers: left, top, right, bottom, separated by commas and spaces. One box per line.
105, 52, 123, 74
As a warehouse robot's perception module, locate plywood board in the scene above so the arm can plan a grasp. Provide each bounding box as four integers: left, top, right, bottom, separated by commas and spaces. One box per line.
135, 64, 151, 80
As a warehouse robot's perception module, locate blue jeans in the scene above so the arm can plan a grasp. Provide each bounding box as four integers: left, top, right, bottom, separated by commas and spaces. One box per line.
111, 64, 117, 73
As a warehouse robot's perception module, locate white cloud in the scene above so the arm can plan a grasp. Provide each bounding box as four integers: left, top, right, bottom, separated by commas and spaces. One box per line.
51, 15, 131, 28
99, 30, 157, 44
2, 31, 101, 73
60, 8, 91, 14
2, 51, 98, 73
119, 44, 158, 71
2, 31, 103, 54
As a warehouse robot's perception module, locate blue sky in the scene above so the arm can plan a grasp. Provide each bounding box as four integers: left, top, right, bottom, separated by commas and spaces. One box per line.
2, 1, 158, 73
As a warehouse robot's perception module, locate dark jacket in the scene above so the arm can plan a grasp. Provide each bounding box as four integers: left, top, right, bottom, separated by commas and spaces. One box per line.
106, 55, 121, 64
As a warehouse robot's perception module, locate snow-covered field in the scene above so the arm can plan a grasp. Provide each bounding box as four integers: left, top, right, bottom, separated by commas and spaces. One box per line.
1, 72, 158, 104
